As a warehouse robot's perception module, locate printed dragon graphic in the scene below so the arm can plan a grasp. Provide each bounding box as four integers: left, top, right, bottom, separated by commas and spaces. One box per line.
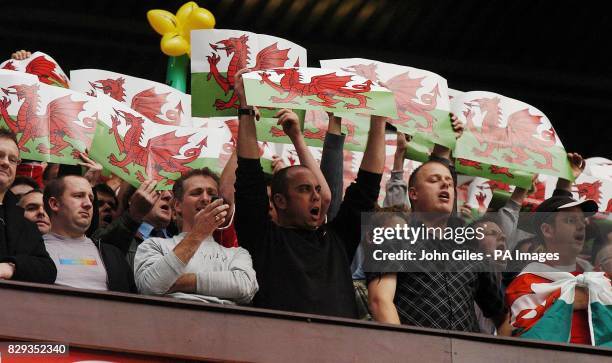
0, 84, 94, 157
2, 56, 69, 88
457, 159, 517, 179
259, 69, 374, 110
343, 63, 441, 133
574, 180, 603, 205
206, 35, 293, 110
464, 97, 558, 171
88, 78, 184, 125
108, 109, 205, 183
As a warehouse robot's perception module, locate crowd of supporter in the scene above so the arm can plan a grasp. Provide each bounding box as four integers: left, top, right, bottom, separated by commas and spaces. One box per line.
0, 51, 610, 347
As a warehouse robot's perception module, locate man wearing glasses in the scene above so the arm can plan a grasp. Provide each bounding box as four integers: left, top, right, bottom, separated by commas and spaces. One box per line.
0, 128, 56, 283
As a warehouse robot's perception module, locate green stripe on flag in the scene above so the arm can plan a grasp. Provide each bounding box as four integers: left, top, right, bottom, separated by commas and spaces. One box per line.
518, 299, 573, 343
192, 72, 240, 118
591, 301, 612, 347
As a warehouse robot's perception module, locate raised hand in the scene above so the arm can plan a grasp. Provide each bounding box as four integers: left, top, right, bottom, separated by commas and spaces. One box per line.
450, 113, 464, 139
128, 179, 160, 222
78, 151, 103, 186
567, 152, 585, 179
276, 108, 301, 141
271, 155, 286, 174
190, 199, 230, 239
233, 68, 253, 106
11, 50, 31, 60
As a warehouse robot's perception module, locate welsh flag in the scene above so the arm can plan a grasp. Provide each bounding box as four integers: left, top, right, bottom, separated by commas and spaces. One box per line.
0, 70, 97, 164
506, 263, 612, 346
321, 58, 454, 150
242, 67, 397, 119
70, 69, 192, 126
0, 51, 70, 88
452, 91, 575, 188
88, 95, 223, 189
191, 29, 306, 118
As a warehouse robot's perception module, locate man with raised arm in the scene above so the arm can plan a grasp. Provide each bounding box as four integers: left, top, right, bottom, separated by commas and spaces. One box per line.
233, 68, 386, 318
368, 118, 507, 331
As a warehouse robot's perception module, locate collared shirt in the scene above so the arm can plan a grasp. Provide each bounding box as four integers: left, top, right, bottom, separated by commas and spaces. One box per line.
137, 222, 168, 240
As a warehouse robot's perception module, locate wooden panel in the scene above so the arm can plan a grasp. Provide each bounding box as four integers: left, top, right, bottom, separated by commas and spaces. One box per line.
1, 281, 610, 361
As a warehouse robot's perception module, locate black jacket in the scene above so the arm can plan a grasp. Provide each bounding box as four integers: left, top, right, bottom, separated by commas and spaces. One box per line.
93, 238, 137, 293
0, 190, 56, 284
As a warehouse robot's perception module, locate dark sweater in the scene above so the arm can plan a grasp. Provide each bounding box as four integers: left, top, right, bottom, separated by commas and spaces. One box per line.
234, 157, 381, 318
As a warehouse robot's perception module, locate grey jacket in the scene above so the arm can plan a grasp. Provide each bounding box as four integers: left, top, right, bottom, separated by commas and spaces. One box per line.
134, 232, 258, 305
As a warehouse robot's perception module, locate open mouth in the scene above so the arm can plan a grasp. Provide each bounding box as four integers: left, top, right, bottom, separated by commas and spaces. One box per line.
102, 214, 113, 224
159, 204, 171, 214
574, 233, 585, 242
310, 207, 320, 218
438, 191, 450, 203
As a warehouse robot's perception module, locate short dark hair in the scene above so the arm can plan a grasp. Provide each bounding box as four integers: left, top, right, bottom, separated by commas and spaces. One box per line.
42, 163, 58, 182
94, 183, 117, 199
12, 176, 39, 190
407, 160, 456, 209
0, 128, 18, 147
172, 168, 220, 201
43, 175, 85, 216
270, 165, 308, 207
17, 188, 43, 206
94, 183, 118, 209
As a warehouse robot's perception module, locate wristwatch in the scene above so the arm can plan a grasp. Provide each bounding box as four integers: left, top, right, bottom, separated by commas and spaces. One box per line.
238, 107, 255, 117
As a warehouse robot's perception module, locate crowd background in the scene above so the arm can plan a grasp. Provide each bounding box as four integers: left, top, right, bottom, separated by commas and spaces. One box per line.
1, 0, 611, 349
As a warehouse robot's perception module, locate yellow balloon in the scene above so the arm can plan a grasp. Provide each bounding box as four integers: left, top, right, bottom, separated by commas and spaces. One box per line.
176, 1, 198, 23
160, 32, 189, 56
181, 8, 216, 41
147, 10, 178, 35
147, 2, 216, 58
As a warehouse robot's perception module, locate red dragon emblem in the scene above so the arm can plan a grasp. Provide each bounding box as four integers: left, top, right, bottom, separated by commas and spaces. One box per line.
574, 180, 602, 204
484, 180, 511, 192
1, 61, 16, 71
89, 78, 185, 126
340, 63, 441, 133
259, 69, 373, 110
25, 56, 69, 88
464, 97, 558, 171
489, 165, 514, 178
108, 109, 205, 183
206, 35, 292, 110
341, 63, 380, 83
475, 191, 487, 209
458, 158, 483, 170
0, 84, 94, 157
89, 78, 126, 101
385, 71, 441, 134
